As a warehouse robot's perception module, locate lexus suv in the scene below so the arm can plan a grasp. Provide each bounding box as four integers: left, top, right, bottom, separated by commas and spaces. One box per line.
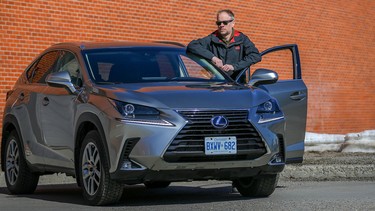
1, 42, 307, 205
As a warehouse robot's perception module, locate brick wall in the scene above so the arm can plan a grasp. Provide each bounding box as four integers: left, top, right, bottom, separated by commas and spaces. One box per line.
1, 0, 374, 135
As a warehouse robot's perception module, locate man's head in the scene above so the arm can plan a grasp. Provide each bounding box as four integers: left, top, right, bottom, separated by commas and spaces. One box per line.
216, 9, 235, 38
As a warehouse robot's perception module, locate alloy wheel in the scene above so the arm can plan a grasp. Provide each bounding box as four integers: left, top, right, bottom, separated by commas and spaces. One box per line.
81, 142, 101, 196
6, 139, 19, 186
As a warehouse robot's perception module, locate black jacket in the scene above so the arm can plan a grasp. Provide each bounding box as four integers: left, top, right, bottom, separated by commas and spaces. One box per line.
187, 30, 261, 78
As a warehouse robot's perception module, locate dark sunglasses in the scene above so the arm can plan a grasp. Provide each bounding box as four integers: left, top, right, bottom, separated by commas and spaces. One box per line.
216, 19, 234, 26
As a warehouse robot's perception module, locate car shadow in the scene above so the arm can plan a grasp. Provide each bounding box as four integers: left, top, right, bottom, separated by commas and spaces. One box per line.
0, 182, 270, 206
119, 183, 242, 207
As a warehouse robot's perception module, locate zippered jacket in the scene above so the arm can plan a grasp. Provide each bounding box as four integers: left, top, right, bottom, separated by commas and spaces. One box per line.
187, 30, 261, 78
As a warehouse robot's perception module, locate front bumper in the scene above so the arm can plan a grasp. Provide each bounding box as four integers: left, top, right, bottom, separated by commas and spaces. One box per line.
106, 108, 286, 183
110, 163, 284, 184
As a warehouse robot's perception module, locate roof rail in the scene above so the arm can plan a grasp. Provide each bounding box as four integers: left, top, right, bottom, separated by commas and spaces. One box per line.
154, 41, 186, 47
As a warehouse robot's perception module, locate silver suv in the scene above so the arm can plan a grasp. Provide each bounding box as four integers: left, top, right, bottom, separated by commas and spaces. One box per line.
1, 42, 307, 205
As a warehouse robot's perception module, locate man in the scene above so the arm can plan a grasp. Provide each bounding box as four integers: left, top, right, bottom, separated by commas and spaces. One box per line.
187, 9, 261, 81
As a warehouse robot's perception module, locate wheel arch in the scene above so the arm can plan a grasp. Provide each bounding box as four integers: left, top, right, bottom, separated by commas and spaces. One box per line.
1, 114, 23, 172
74, 112, 110, 179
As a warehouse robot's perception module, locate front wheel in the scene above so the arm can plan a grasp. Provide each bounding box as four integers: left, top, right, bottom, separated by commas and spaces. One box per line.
4, 130, 39, 194
79, 130, 123, 205
233, 174, 279, 197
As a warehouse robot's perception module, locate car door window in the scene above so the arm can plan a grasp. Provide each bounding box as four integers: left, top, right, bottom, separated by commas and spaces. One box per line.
251, 49, 294, 80
56, 51, 82, 87
27, 51, 60, 84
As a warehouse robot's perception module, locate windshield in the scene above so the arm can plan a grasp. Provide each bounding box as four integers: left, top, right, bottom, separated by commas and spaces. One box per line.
83, 47, 230, 84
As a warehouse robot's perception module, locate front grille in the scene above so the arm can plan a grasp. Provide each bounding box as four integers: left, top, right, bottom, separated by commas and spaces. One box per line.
163, 110, 266, 162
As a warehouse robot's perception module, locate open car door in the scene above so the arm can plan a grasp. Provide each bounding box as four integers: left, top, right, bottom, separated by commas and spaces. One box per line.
242, 44, 308, 163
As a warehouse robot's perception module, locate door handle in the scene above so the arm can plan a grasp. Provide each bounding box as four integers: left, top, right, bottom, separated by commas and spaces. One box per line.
290, 91, 306, 101
42, 97, 50, 106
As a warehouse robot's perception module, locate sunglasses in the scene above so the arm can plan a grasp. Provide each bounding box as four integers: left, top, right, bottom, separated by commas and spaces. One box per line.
216, 19, 234, 26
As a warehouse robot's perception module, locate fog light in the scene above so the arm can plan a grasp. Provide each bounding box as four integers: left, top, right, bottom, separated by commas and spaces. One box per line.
121, 160, 132, 170
120, 159, 145, 170
269, 153, 284, 165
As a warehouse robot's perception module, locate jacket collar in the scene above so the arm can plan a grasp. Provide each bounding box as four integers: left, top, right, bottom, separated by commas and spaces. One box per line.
212, 29, 242, 44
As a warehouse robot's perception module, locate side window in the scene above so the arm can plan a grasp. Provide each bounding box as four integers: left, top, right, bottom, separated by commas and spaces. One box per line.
57, 51, 82, 87
180, 55, 213, 79
26, 60, 39, 80
28, 51, 60, 84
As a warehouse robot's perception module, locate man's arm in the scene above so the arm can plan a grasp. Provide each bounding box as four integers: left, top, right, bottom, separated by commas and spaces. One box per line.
232, 35, 261, 71
186, 36, 216, 61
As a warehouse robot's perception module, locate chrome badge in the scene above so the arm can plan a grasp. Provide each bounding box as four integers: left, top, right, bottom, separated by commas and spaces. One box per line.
211, 115, 228, 129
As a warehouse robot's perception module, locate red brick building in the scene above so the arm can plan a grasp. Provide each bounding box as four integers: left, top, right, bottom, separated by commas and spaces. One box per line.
1, 0, 374, 136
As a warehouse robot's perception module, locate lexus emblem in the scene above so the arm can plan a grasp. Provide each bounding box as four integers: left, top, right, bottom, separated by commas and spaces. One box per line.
211, 116, 228, 129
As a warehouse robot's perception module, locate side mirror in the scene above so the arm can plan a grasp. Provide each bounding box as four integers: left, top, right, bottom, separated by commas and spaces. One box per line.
249, 68, 278, 86
46, 71, 78, 94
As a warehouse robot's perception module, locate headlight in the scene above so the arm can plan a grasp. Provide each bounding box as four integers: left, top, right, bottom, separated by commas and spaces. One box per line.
257, 98, 284, 124
110, 99, 174, 126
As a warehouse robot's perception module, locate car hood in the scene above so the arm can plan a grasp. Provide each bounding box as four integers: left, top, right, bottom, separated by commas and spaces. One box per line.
95, 82, 271, 109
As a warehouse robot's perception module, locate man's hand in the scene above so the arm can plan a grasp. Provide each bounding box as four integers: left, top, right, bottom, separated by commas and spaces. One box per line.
211, 57, 234, 72
211, 56, 224, 68
221, 64, 234, 72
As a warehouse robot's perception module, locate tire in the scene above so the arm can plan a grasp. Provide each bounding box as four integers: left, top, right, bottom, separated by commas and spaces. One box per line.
144, 181, 171, 189
78, 130, 123, 205
233, 174, 279, 197
4, 130, 39, 194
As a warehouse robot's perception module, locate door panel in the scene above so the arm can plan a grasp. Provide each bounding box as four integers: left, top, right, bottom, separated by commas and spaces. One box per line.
39, 86, 76, 168
255, 44, 307, 163
12, 84, 47, 166
37, 50, 82, 169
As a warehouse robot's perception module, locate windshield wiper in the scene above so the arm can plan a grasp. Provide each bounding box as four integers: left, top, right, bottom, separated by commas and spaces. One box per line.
169, 77, 211, 82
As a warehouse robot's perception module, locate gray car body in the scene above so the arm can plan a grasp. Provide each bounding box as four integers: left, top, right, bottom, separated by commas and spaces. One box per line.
1, 42, 307, 183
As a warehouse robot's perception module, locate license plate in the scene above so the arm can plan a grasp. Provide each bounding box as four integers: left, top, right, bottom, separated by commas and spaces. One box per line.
204, 136, 237, 155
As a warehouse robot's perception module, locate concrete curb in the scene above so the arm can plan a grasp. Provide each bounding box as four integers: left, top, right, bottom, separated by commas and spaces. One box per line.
281, 164, 375, 181
281, 151, 375, 181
